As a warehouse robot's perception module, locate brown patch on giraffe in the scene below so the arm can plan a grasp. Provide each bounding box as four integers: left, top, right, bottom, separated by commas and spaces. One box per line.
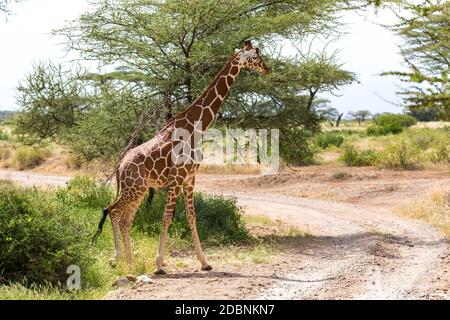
226, 76, 234, 87
125, 177, 134, 188
148, 169, 159, 181
202, 89, 216, 107
138, 162, 148, 175
210, 97, 223, 113
175, 118, 189, 128
201, 109, 214, 130
144, 156, 155, 170
154, 158, 166, 172
187, 105, 203, 120
216, 77, 228, 97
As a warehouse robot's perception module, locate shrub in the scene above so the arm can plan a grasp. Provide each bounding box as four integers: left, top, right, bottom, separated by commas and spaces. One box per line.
14, 146, 51, 170
315, 132, 344, 149
135, 191, 250, 245
0, 184, 93, 287
0, 129, 10, 141
368, 114, 418, 136
366, 124, 387, 136
330, 172, 352, 180
374, 114, 417, 128
366, 114, 417, 136
56, 175, 113, 209
340, 145, 379, 167
430, 142, 449, 164
381, 139, 421, 169
280, 128, 317, 166
65, 153, 84, 169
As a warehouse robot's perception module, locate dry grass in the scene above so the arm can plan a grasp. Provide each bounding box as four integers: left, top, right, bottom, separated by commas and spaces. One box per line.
396, 188, 450, 236
198, 164, 262, 175
412, 122, 450, 129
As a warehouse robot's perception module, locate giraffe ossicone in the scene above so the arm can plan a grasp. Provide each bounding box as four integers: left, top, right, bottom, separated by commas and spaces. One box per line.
93, 40, 269, 274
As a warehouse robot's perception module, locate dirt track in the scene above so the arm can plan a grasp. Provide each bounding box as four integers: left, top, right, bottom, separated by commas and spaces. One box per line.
1, 169, 449, 300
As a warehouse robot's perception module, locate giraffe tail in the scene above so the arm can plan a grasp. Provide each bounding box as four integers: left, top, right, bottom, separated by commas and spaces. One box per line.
91, 208, 109, 245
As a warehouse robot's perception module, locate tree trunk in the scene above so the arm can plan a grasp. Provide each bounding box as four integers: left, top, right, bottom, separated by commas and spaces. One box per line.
335, 113, 343, 127
184, 59, 193, 104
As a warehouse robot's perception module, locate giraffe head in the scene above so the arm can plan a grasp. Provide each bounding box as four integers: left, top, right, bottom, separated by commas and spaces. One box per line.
237, 40, 269, 75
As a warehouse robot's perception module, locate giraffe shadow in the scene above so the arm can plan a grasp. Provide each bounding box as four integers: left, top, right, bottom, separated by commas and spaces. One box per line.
153, 270, 336, 284
151, 230, 445, 284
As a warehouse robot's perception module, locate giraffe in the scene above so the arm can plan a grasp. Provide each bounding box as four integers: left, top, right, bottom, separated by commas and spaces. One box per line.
93, 40, 269, 275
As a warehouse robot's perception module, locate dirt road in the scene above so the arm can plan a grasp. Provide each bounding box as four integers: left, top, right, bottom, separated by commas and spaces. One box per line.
1, 169, 449, 299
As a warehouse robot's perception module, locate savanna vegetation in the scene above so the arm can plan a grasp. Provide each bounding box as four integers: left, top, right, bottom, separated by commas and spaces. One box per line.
0, 0, 449, 300
0, 176, 305, 299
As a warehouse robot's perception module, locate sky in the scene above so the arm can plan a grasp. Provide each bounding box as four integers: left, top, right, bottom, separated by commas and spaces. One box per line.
0, 0, 406, 115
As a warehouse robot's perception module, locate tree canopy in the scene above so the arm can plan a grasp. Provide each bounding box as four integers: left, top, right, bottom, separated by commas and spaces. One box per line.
384, 0, 449, 120
15, 0, 365, 163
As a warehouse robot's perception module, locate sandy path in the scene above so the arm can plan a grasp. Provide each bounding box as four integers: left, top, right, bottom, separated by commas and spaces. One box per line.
1, 169, 449, 299
199, 191, 449, 299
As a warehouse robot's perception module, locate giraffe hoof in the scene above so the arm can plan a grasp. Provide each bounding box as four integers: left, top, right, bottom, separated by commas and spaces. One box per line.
154, 269, 167, 275
201, 265, 213, 271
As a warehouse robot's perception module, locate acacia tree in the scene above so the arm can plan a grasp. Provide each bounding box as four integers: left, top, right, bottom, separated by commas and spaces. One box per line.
348, 110, 372, 125
0, 0, 23, 14
16, 0, 362, 163
384, 0, 449, 120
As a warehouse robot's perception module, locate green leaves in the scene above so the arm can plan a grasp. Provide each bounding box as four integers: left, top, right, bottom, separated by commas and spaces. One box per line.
384, 0, 450, 120
17, 0, 356, 163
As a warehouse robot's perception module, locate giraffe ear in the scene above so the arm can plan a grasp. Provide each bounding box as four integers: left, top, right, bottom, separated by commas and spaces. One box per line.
244, 40, 253, 51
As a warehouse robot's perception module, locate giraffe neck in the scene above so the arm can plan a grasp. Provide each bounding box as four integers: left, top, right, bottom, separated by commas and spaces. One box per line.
178, 53, 242, 131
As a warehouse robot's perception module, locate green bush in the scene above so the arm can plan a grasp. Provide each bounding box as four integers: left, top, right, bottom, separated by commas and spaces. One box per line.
366, 124, 388, 136
381, 139, 421, 169
56, 175, 114, 209
280, 128, 317, 166
14, 146, 51, 170
0, 175, 250, 293
375, 114, 417, 128
430, 142, 449, 164
340, 145, 379, 167
0, 129, 10, 141
315, 132, 344, 149
368, 114, 418, 136
135, 191, 249, 245
0, 183, 93, 287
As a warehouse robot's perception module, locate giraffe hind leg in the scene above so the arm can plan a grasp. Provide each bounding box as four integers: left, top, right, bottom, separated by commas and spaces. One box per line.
106, 197, 128, 267
155, 186, 181, 275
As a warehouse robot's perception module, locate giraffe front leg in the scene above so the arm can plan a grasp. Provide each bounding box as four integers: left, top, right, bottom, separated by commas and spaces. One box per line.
154, 186, 181, 275
183, 182, 212, 271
